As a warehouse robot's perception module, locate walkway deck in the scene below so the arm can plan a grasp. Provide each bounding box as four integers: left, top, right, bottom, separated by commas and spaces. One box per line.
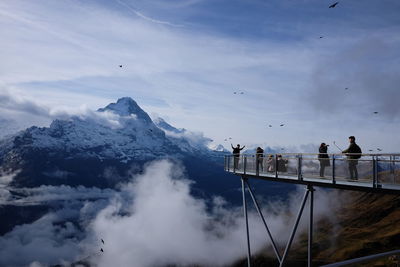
224, 153, 400, 194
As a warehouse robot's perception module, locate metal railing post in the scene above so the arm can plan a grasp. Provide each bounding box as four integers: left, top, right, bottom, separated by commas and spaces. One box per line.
275, 155, 279, 178
241, 176, 251, 267
298, 154, 303, 181
256, 155, 259, 176
373, 156, 377, 188
244, 155, 247, 175
332, 155, 336, 184
224, 156, 226, 171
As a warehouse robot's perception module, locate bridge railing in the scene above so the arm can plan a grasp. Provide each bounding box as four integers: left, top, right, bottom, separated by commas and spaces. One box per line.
224, 153, 400, 189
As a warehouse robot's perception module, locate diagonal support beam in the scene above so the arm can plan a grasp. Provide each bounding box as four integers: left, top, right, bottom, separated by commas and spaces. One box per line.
245, 179, 282, 262
279, 188, 310, 267
242, 176, 252, 267
308, 185, 315, 267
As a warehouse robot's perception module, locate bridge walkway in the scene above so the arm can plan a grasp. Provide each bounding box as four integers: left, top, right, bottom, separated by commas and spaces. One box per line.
224, 153, 400, 193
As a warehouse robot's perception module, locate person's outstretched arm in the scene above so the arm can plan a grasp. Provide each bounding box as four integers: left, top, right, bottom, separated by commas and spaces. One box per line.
240, 145, 246, 150
231, 144, 234, 149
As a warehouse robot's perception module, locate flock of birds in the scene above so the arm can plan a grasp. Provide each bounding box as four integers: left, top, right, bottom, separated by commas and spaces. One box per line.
224, 1, 382, 150
118, 2, 382, 152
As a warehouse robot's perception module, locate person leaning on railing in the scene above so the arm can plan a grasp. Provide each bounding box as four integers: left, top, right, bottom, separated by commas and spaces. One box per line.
342, 136, 362, 180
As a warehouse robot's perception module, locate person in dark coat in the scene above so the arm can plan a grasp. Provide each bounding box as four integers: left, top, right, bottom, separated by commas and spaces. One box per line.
342, 136, 362, 180
277, 155, 287, 172
256, 147, 264, 172
318, 143, 330, 177
231, 144, 245, 170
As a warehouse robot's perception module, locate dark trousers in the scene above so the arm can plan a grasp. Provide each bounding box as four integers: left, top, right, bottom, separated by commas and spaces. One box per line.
319, 164, 326, 177
234, 156, 239, 170
257, 157, 263, 172
319, 159, 330, 177
348, 161, 358, 179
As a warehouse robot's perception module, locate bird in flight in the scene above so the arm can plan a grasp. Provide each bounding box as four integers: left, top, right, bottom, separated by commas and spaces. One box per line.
319, 36, 324, 39
329, 2, 339, 8
268, 125, 272, 128
280, 124, 285, 127
100, 248, 104, 252
368, 149, 374, 152
373, 112, 378, 114
377, 148, 382, 151
345, 87, 349, 90
229, 137, 232, 139
119, 65, 123, 68
101, 239, 105, 244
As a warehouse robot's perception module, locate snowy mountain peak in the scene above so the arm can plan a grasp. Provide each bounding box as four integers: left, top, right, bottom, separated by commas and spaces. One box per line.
98, 97, 152, 123
154, 117, 185, 134
211, 144, 229, 152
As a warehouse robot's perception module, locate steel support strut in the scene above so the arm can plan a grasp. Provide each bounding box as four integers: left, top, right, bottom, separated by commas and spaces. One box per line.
308, 185, 315, 267
242, 176, 252, 267
279, 186, 311, 267
245, 179, 282, 262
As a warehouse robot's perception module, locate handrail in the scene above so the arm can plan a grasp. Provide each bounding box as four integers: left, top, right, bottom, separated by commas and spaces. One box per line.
224, 153, 400, 192
238, 153, 400, 157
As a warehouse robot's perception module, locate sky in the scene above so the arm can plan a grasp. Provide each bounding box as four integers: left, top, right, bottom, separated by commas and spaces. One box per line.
1, 0, 400, 152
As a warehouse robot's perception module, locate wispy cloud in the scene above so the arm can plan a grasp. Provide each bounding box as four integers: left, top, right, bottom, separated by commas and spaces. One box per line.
0, 0, 399, 149
0, 90, 125, 129
114, 0, 183, 27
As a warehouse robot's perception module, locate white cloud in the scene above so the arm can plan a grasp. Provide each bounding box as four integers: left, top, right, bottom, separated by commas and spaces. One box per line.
0, 89, 133, 132
85, 160, 341, 267
0, 159, 344, 266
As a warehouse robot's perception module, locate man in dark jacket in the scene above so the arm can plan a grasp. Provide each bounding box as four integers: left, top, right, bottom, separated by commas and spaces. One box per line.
342, 136, 362, 180
231, 144, 245, 170
318, 143, 330, 177
256, 147, 264, 172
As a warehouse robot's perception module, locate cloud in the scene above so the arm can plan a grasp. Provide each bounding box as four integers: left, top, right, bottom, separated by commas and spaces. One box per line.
0, 211, 82, 267
1, 185, 116, 206
114, 0, 183, 27
309, 33, 400, 119
0, 89, 134, 131
0, 159, 344, 266
0, 171, 19, 188
85, 160, 341, 267
1, 0, 399, 149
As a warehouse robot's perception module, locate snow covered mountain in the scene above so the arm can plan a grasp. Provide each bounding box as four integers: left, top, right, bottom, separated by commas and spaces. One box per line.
0, 97, 229, 190
211, 144, 229, 152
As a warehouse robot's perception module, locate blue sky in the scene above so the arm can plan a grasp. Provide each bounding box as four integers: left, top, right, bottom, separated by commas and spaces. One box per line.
1, 0, 400, 152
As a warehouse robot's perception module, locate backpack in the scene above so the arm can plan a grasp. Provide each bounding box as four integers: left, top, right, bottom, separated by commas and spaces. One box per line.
353, 144, 362, 159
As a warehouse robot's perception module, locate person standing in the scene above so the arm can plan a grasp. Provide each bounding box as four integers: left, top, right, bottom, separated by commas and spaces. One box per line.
277, 155, 288, 172
256, 147, 264, 172
231, 144, 245, 170
318, 143, 330, 177
267, 155, 275, 172
342, 136, 362, 180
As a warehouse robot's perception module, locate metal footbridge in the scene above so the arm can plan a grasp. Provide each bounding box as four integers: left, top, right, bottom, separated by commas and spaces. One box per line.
224, 153, 400, 267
